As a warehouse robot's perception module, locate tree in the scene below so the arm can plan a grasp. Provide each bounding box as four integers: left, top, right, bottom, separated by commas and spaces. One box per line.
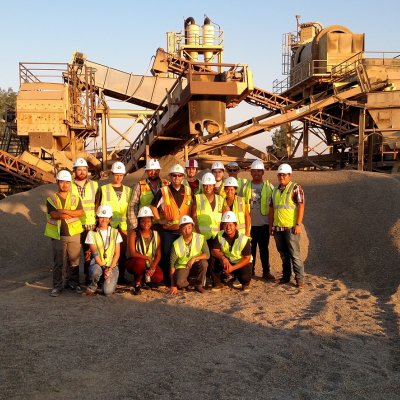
269, 123, 296, 157
0, 87, 17, 131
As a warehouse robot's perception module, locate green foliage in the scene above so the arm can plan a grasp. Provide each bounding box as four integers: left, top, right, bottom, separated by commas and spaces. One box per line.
0, 87, 17, 131
270, 124, 295, 156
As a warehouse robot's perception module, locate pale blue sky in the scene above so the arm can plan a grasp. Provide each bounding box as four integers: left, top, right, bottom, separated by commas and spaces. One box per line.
1, 0, 399, 150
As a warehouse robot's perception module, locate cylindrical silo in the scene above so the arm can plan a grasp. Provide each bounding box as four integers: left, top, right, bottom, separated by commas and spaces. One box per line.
185, 17, 200, 61
202, 17, 215, 63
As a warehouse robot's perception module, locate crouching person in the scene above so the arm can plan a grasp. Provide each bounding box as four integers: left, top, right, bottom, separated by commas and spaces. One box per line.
169, 216, 209, 295
211, 211, 252, 292
85, 205, 122, 296
127, 206, 163, 295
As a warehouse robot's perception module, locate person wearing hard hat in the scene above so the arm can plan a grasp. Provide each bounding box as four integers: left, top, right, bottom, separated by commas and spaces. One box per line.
84, 205, 122, 296
127, 206, 163, 295
127, 158, 168, 231
169, 215, 209, 295
183, 159, 202, 196
71, 157, 100, 285
210, 211, 252, 292
226, 161, 247, 197
211, 161, 226, 197
242, 159, 275, 280
191, 172, 224, 287
45, 170, 84, 297
150, 164, 192, 281
222, 177, 251, 237
99, 161, 132, 284
269, 163, 305, 288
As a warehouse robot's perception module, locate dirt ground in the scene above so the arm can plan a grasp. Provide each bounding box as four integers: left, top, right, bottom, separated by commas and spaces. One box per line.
0, 168, 399, 400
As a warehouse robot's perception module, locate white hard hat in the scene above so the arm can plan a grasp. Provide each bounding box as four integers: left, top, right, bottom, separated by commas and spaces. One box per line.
145, 159, 161, 170
179, 215, 194, 226
211, 161, 225, 171
224, 177, 238, 187
73, 157, 88, 168
250, 160, 265, 170
169, 164, 185, 174
137, 206, 154, 218
96, 204, 113, 218
185, 159, 199, 168
277, 163, 292, 174
111, 161, 126, 174
201, 172, 216, 185
226, 161, 239, 169
56, 170, 72, 182
221, 211, 238, 223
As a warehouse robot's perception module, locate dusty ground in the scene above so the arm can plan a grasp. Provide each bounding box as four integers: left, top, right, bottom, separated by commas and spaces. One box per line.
0, 168, 399, 400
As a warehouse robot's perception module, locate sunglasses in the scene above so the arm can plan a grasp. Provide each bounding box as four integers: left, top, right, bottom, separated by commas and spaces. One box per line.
227, 168, 239, 172
171, 174, 184, 178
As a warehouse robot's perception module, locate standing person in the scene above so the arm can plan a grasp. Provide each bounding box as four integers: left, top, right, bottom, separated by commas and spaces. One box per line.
191, 172, 224, 287
269, 163, 305, 288
226, 161, 247, 197
85, 205, 122, 296
242, 160, 275, 280
210, 211, 252, 292
100, 161, 132, 284
211, 161, 226, 197
127, 206, 163, 295
71, 157, 99, 285
127, 158, 168, 231
183, 159, 202, 196
169, 216, 209, 295
150, 164, 192, 281
45, 170, 83, 297
222, 177, 251, 237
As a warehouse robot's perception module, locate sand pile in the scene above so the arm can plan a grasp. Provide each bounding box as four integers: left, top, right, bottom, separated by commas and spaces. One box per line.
0, 170, 399, 399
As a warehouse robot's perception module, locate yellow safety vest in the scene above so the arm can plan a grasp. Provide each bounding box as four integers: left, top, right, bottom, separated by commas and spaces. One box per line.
135, 230, 160, 259
223, 195, 246, 234
236, 177, 248, 197
272, 181, 298, 228
195, 193, 223, 240
92, 227, 118, 266
183, 178, 202, 195
71, 180, 98, 226
215, 183, 226, 199
173, 232, 204, 269
139, 179, 169, 208
45, 192, 83, 240
217, 231, 251, 264
243, 180, 273, 216
101, 184, 132, 231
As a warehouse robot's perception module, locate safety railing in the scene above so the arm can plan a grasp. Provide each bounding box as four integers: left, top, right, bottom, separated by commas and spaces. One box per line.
19, 62, 69, 84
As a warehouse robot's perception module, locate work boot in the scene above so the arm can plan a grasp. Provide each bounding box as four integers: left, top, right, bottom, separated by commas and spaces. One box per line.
195, 285, 205, 294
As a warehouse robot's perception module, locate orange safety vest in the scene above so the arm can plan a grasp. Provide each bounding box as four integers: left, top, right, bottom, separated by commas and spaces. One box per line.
161, 185, 192, 230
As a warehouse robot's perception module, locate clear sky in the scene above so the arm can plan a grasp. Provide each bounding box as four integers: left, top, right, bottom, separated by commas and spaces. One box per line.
1, 0, 399, 151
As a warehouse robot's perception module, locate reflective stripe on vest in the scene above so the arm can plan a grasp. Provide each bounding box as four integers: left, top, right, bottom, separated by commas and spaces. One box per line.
101, 184, 132, 230
135, 230, 159, 259
236, 178, 248, 197
139, 179, 168, 208
173, 232, 204, 269
195, 193, 223, 240
243, 180, 272, 216
161, 185, 192, 230
272, 181, 298, 228
93, 227, 118, 266
72, 180, 98, 225
44, 192, 83, 240
223, 196, 246, 234
217, 231, 251, 264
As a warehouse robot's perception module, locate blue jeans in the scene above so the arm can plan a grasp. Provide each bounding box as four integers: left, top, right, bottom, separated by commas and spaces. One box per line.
274, 230, 304, 282
89, 263, 119, 296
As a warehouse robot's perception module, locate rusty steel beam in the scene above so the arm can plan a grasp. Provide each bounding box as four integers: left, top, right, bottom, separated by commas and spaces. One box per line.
0, 150, 56, 185
187, 85, 366, 156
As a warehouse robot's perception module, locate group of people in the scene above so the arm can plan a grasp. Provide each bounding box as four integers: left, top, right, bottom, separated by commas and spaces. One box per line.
45, 157, 305, 297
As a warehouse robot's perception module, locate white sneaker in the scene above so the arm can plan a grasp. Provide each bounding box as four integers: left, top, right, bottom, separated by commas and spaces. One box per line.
232, 280, 243, 289
50, 288, 61, 297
